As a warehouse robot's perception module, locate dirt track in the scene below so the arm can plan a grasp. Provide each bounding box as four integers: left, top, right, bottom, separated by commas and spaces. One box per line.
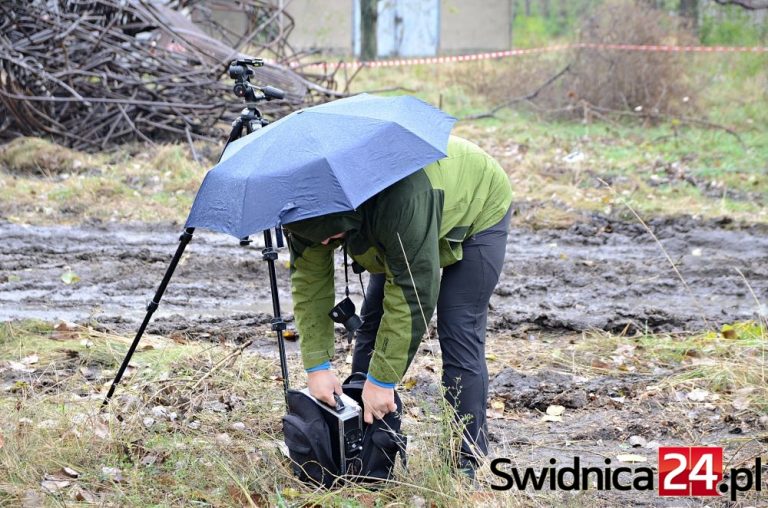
2, 215, 766, 333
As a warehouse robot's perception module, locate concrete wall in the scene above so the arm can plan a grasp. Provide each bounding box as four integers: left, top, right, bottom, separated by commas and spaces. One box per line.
284, 0, 354, 55
202, 0, 511, 56
439, 0, 512, 54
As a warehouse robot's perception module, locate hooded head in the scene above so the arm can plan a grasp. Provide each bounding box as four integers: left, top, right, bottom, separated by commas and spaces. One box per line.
282, 210, 362, 244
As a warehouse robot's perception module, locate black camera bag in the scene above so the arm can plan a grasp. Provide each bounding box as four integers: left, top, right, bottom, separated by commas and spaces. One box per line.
282, 389, 339, 488
341, 372, 407, 483
282, 372, 407, 488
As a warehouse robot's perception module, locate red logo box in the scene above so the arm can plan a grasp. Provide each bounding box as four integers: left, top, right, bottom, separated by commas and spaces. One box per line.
658, 446, 723, 496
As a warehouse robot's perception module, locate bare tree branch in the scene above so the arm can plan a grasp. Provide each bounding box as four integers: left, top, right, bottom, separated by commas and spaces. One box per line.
461, 65, 571, 121
713, 0, 768, 10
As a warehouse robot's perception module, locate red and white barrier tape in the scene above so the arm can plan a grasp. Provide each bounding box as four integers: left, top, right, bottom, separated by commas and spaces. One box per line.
282, 42, 767, 71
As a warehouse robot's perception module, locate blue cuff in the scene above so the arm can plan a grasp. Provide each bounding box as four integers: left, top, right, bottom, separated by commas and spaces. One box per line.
366, 373, 396, 389
305, 361, 331, 373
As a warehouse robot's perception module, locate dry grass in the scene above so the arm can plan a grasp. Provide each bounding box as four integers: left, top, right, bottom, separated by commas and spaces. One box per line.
2, 315, 766, 506
0, 137, 90, 177
0, 321, 529, 506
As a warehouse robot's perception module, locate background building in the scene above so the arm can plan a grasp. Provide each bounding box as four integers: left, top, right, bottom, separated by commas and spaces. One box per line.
205, 0, 514, 57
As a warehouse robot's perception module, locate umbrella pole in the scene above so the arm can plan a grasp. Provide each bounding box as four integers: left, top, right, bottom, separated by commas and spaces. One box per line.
261, 228, 290, 396
101, 228, 195, 408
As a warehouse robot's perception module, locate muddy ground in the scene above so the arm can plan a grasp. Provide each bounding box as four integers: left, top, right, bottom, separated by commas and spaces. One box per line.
2, 213, 768, 506
2, 213, 766, 331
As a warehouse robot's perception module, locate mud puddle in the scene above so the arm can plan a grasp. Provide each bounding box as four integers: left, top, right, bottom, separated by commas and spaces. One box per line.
492, 215, 768, 334
1, 215, 766, 333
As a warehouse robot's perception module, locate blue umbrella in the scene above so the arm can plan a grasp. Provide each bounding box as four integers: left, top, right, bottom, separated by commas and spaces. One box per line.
185, 94, 456, 238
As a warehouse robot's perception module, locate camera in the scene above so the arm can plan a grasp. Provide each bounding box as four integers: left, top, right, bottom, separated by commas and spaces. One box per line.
299, 389, 364, 474
329, 297, 362, 333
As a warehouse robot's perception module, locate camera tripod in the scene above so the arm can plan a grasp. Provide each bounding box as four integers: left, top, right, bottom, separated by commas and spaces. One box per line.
102, 59, 291, 407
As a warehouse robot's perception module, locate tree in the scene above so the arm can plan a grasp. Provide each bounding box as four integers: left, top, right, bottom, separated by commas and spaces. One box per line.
360, 0, 378, 61
679, 0, 699, 31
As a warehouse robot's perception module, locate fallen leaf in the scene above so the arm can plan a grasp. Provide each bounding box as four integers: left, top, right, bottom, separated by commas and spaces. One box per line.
402, 377, 417, 390
282, 487, 301, 499
41, 479, 71, 493
22, 490, 45, 508
8, 362, 35, 373
93, 422, 110, 440
101, 466, 123, 482
722, 327, 737, 340
21, 354, 39, 365
0, 433, 4, 449
410, 495, 427, 508
546, 405, 565, 416
687, 388, 710, 402
616, 454, 647, 463
141, 454, 159, 466
230, 422, 246, 432
151, 406, 169, 419
691, 248, 702, 257
276, 440, 290, 458
485, 353, 498, 361
408, 406, 421, 417
227, 485, 267, 507
628, 435, 647, 448
61, 268, 80, 285
489, 399, 505, 419
79, 366, 100, 380
51, 321, 79, 340
70, 487, 99, 503
732, 397, 750, 411
541, 414, 563, 422
215, 433, 232, 446
61, 467, 80, 478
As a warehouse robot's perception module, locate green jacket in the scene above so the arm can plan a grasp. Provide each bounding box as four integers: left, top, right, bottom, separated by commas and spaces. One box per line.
283, 136, 512, 384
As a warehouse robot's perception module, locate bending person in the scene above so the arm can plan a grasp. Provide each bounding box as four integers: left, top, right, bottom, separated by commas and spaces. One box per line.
282, 135, 513, 474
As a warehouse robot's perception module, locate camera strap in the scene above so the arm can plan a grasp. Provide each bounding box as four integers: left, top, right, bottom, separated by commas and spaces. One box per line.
342, 243, 356, 346
343, 243, 351, 299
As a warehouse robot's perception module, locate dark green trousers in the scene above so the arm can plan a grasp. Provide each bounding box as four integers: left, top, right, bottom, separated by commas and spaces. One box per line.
352, 207, 511, 464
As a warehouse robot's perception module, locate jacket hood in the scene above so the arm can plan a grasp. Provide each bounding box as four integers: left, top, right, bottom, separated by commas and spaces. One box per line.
282, 210, 363, 244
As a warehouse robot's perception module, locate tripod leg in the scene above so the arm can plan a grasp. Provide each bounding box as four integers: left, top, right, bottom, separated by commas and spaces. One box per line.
101, 228, 195, 408
262, 229, 290, 396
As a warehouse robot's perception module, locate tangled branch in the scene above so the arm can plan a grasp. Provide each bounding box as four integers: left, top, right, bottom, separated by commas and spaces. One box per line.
0, 0, 348, 151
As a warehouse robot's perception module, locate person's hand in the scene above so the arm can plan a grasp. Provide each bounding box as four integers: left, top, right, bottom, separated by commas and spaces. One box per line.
307, 370, 342, 407
361, 380, 397, 424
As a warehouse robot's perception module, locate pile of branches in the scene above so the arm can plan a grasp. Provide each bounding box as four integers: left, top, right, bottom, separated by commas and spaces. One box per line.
0, 0, 347, 151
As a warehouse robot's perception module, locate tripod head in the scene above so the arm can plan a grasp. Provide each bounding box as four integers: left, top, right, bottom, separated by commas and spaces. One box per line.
228, 58, 286, 104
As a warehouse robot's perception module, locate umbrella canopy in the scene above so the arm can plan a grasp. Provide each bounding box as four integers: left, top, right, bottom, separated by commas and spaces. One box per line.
185, 94, 456, 238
